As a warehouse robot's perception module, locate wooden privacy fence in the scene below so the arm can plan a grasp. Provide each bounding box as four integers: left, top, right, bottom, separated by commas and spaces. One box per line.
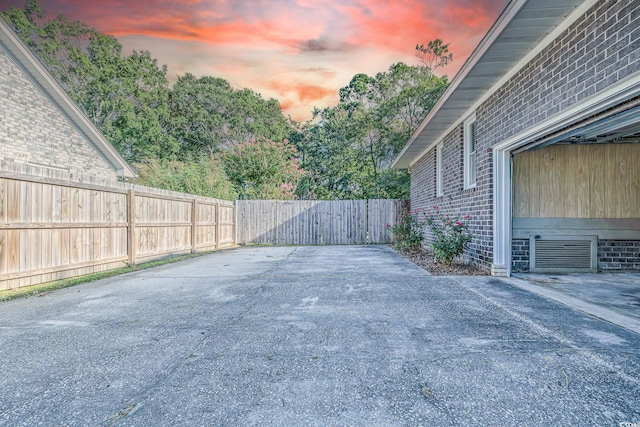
0, 172, 235, 291
236, 199, 407, 245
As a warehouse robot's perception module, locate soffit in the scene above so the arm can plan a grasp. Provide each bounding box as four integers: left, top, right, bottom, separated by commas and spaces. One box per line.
393, 0, 586, 169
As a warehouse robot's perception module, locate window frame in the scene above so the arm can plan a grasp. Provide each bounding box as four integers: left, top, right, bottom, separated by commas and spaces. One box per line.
463, 113, 477, 189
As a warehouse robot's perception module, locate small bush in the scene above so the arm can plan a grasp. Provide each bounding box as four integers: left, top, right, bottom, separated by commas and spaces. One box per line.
388, 209, 426, 253
425, 207, 472, 265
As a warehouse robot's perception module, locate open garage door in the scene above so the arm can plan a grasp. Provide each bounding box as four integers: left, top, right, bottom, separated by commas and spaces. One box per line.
511, 105, 640, 273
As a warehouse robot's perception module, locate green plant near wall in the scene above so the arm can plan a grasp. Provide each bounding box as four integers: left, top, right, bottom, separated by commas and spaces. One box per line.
387, 208, 427, 253
425, 207, 472, 265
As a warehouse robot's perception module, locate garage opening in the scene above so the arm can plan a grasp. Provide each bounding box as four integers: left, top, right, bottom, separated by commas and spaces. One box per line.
511, 104, 640, 273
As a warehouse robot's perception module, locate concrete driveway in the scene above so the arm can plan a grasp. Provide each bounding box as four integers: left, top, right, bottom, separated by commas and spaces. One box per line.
1, 246, 639, 426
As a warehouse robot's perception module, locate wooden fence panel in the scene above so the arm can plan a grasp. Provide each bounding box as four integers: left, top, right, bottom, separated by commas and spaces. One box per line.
0, 180, 130, 288
276, 200, 320, 245
218, 205, 235, 246
236, 199, 403, 245
0, 179, 6, 223
0, 174, 235, 291
1, 174, 406, 291
195, 202, 217, 251
134, 194, 193, 261
367, 199, 406, 244
275, 200, 295, 245
0, 230, 6, 275
236, 199, 278, 244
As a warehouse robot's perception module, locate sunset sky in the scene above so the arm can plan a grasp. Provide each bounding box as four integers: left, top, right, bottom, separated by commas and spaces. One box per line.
0, 0, 509, 121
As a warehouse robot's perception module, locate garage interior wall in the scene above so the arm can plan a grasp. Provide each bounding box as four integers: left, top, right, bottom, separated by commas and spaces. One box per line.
512, 143, 640, 272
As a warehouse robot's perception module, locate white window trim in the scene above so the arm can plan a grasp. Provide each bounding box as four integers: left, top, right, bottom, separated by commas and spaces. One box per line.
436, 142, 443, 197
463, 113, 477, 189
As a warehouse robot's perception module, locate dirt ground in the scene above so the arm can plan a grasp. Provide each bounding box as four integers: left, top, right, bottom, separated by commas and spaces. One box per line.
396, 247, 488, 276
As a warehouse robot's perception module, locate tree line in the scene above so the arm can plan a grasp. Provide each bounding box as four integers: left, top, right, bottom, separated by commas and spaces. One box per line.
2, 1, 451, 201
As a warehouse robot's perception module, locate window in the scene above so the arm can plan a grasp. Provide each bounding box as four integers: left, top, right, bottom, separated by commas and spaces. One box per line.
464, 114, 477, 188
436, 142, 443, 197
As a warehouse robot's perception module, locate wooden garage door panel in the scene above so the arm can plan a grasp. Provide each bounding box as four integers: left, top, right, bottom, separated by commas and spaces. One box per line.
512, 144, 640, 219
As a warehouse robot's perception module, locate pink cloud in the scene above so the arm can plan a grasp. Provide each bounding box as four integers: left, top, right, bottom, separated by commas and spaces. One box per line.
332, 0, 507, 77
0, 0, 509, 120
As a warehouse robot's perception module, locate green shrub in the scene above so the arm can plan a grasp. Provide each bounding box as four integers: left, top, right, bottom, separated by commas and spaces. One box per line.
388, 208, 426, 253
425, 207, 472, 265
133, 156, 238, 200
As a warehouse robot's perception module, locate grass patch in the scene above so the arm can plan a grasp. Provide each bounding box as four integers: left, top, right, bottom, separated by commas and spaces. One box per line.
0, 249, 228, 303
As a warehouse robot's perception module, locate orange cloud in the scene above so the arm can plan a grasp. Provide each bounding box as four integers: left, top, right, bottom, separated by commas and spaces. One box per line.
334, 1, 438, 52
297, 85, 335, 102
279, 99, 294, 110
105, 19, 266, 44
268, 81, 335, 103
74, 1, 326, 51
326, 0, 508, 79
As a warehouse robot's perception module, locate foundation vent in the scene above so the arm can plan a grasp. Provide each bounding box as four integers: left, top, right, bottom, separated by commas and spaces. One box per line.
530, 236, 597, 273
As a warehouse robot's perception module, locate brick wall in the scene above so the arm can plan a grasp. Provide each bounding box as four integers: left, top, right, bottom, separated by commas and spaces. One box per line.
598, 240, 640, 271
481, 0, 640, 145
410, 124, 493, 271
511, 239, 530, 273
0, 47, 117, 181
409, 0, 639, 272
511, 239, 640, 272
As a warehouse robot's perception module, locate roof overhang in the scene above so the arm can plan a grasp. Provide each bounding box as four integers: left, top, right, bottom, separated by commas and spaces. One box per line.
0, 18, 136, 178
392, 0, 592, 169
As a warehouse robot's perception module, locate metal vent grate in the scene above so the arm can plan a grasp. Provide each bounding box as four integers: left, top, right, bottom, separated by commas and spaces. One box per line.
530, 236, 597, 273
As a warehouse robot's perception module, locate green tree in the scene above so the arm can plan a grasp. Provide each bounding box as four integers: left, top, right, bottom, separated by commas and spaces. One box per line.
294, 107, 365, 200
2, 1, 92, 91
2, 2, 178, 163
93, 44, 178, 162
168, 73, 290, 158
222, 138, 303, 200
297, 44, 450, 200
3, 2, 451, 203
415, 39, 453, 72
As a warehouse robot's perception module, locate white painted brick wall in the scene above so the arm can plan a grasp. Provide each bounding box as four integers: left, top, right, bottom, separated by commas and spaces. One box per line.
0, 47, 117, 181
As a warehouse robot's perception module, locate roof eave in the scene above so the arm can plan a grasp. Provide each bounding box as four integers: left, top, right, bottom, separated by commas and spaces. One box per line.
392, 0, 529, 170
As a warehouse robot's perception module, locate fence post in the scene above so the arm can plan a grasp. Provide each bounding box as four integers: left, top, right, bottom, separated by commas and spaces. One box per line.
215, 203, 220, 249
191, 198, 198, 254
274, 200, 279, 245
233, 204, 237, 246
365, 199, 370, 244
127, 190, 136, 266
